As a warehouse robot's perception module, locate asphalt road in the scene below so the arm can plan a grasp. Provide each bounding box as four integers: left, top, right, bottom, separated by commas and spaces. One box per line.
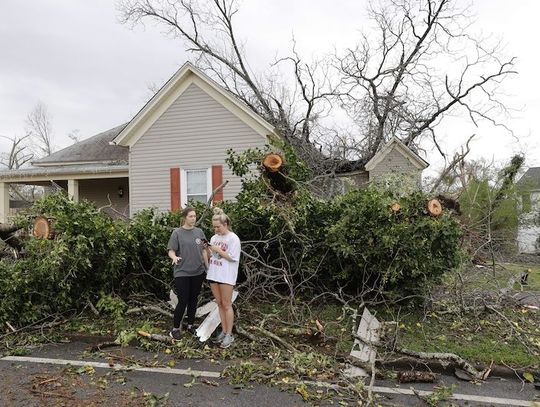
1, 341, 539, 406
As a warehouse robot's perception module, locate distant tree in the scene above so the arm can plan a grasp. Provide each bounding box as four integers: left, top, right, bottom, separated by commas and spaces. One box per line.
26, 102, 54, 157
460, 155, 525, 260
118, 0, 516, 175
0, 134, 33, 170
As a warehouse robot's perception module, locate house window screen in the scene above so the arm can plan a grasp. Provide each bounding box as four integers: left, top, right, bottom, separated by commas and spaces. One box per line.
186, 170, 207, 203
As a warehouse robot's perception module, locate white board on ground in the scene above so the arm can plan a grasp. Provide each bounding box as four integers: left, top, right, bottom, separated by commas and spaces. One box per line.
350, 307, 380, 363
196, 290, 239, 342
343, 364, 369, 378
195, 300, 218, 318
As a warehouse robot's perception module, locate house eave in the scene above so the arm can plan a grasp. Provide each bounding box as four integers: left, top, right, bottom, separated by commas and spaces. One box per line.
0, 164, 129, 183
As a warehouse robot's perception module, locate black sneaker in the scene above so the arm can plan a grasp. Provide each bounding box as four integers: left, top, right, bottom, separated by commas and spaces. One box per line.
169, 329, 181, 341
186, 324, 197, 335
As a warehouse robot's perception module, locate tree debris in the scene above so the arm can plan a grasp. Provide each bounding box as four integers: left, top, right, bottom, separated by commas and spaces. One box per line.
398, 370, 438, 383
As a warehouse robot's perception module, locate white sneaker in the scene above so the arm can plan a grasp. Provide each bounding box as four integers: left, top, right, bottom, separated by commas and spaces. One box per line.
220, 334, 234, 348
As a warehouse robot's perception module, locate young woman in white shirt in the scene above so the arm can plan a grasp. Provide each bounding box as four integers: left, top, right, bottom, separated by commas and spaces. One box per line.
206, 207, 241, 348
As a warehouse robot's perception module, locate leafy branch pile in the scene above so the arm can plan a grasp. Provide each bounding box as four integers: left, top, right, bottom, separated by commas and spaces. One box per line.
0, 142, 463, 327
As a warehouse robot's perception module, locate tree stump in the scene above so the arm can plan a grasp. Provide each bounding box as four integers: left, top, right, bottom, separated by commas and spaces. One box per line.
427, 198, 443, 216
32, 216, 55, 239
262, 153, 283, 173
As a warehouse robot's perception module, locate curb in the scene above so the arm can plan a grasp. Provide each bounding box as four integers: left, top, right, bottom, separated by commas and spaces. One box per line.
379, 356, 540, 382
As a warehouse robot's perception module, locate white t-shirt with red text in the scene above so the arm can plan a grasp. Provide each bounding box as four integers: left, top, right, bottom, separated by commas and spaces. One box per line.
206, 231, 241, 285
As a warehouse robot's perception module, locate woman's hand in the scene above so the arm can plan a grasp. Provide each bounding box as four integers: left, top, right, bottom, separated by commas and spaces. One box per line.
171, 255, 182, 265
209, 245, 219, 253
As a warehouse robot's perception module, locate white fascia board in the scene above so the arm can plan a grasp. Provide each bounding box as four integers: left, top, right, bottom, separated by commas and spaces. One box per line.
0, 171, 129, 183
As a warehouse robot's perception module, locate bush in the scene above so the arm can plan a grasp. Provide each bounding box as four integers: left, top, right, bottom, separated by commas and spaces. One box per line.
327, 188, 463, 298
0, 194, 181, 325
0, 143, 464, 325
222, 142, 464, 301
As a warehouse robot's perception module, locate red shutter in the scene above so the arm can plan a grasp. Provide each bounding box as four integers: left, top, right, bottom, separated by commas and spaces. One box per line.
211, 165, 223, 203
170, 167, 181, 211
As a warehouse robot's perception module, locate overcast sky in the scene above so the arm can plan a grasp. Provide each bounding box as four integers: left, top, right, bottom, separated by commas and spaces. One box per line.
1, 0, 539, 175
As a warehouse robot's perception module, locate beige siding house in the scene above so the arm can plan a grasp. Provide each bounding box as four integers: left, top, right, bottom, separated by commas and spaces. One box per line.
0, 62, 428, 222
112, 64, 273, 214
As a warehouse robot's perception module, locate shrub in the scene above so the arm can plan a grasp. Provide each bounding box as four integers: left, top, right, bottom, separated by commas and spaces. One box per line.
327, 188, 463, 298
0, 143, 464, 325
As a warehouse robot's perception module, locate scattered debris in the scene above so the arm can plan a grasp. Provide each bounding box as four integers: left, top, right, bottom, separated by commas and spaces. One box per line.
350, 307, 380, 363
343, 365, 369, 378
454, 368, 473, 381
398, 370, 438, 383
137, 330, 173, 344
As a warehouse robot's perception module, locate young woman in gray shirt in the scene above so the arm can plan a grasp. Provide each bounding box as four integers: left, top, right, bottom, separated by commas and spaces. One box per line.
167, 207, 208, 340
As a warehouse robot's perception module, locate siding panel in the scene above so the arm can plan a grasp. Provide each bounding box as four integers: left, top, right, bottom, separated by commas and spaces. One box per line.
79, 177, 129, 218
369, 148, 422, 185
130, 83, 267, 214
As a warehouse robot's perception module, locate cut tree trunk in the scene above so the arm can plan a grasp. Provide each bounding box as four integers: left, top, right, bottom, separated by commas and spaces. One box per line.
427, 198, 443, 216
33, 216, 56, 239
262, 153, 283, 173
391, 202, 401, 213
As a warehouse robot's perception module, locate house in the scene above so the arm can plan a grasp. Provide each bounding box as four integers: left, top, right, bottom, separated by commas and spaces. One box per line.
0, 63, 428, 223
517, 167, 540, 254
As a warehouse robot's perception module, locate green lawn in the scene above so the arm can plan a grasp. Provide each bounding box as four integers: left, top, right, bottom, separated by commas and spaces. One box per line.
459, 262, 540, 292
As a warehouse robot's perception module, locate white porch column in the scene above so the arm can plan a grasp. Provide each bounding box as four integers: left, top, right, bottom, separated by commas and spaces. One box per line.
67, 179, 79, 202
0, 182, 9, 224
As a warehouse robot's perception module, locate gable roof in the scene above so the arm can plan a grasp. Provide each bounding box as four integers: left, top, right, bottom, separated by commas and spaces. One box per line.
34, 124, 128, 167
517, 167, 540, 190
364, 137, 429, 171
112, 62, 277, 147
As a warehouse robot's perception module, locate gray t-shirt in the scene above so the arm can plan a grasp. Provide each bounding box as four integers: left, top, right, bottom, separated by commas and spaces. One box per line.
167, 227, 207, 277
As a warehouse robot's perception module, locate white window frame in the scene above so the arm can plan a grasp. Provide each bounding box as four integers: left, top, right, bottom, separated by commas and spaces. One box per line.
180, 168, 212, 207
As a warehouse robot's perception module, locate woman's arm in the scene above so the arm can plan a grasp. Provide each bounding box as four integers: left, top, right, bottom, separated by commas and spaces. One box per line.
202, 248, 209, 268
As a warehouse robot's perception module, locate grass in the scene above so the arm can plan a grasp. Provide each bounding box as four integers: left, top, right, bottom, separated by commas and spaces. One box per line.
394, 261, 540, 367
463, 262, 540, 292
396, 310, 540, 367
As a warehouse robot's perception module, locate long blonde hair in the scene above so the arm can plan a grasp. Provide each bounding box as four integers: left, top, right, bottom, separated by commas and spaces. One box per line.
212, 207, 231, 230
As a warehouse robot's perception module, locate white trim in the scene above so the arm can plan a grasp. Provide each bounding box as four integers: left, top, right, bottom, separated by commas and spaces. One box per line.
67, 179, 79, 202
112, 62, 277, 147
365, 137, 429, 171
181, 167, 211, 207
0, 182, 9, 223
207, 167, 212, 199
0, 170, 129, 183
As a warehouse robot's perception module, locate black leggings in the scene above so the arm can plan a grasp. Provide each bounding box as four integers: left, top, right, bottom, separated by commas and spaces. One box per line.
173, 273, 205, 328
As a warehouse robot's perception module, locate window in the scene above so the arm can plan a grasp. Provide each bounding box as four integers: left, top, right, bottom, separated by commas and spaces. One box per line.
181, 168, 211, 206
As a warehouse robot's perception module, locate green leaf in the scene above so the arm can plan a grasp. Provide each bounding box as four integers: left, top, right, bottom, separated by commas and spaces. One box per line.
523, 372, 534, 383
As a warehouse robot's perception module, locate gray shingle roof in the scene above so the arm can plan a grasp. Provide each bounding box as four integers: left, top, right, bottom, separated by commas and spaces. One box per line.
33, 123, 128, 165
517, 167, 540, 190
